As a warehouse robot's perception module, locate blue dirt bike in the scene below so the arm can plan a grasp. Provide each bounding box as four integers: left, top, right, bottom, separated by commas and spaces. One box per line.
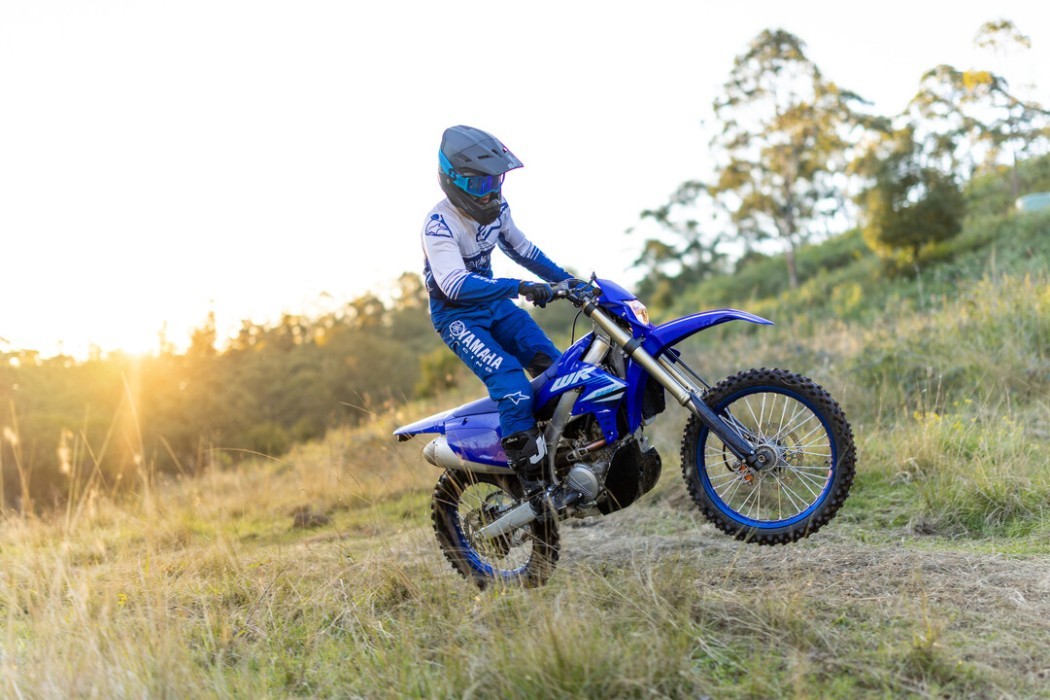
395, 277, 855, 588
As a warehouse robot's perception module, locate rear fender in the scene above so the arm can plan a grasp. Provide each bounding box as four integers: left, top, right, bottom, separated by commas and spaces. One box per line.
395, 407, 507, 467
393, 363, 563, 443
394, 409, 454, 441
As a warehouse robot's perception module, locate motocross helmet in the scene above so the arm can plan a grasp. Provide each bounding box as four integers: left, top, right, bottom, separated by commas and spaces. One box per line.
438, 125, 523, 225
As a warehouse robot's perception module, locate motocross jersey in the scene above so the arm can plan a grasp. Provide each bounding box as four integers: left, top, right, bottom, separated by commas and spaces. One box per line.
421, 198, 569, 313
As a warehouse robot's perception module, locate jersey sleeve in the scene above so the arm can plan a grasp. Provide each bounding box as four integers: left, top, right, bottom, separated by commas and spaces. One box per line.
422, 215, 519, 303
496, 203, 571, 283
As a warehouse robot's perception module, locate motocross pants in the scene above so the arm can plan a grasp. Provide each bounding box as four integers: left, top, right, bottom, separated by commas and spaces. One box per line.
433, 298, 560, 437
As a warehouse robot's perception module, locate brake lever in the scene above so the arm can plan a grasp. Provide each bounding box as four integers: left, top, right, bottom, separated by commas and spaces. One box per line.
554, 277, 601, 306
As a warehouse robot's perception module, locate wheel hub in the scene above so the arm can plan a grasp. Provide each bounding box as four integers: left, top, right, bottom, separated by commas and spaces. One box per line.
749, 445, 779, 471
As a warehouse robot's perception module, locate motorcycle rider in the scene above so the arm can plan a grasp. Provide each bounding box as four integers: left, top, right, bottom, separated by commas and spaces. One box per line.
420, 125, 571, 503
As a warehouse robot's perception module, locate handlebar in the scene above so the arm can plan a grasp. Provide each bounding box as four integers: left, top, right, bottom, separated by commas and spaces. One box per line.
551, 277, 601, 307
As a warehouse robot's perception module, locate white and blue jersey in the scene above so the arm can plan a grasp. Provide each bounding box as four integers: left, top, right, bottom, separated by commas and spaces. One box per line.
421, 198, 569, 313
420, 197, 569, 438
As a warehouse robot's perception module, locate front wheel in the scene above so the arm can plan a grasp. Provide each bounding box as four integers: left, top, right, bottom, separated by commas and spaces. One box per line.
681, 368, 855, 544
431, 471, 560, 588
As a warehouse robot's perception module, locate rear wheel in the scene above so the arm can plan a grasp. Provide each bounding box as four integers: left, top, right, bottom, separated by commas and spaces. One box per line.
681, 368, 855, 544
431, 470, 559, 588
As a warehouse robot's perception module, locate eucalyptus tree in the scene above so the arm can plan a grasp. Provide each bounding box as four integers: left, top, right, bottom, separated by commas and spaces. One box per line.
907, 20, 1049, 198
706, 29, 872, 288
633, 180, 727, 307
638, 29, 872, 292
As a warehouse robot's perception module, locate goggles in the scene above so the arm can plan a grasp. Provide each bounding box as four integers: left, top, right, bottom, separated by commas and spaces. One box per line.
439, 151, 505, 197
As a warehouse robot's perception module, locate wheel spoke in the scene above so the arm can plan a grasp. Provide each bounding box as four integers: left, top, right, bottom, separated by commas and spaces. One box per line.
783, 467, 823, 500
688, 371, 853, 537
792, 450, 832, 461
715, 470, 749, 504
771, 406, 816, 443
745, 395, 764, 433
772, 473, 812, 514
777, 393, 790, 441
788, 468, 830, 492
735, 479, 761, 517
788, 423, 828, 449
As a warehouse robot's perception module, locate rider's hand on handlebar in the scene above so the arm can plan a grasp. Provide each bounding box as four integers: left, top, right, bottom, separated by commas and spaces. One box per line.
553, 278, 598, 304
518, 281, 554, 307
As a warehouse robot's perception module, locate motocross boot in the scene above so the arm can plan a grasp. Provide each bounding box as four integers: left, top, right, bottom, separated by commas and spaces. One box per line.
503, 427, 580, 516
501, 427, 548, 500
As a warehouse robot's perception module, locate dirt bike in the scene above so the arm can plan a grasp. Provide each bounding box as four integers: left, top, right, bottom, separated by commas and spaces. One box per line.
394, 277, 856, 588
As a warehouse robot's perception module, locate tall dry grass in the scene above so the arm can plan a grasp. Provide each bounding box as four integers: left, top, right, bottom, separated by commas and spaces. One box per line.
1, 272, 1048, 698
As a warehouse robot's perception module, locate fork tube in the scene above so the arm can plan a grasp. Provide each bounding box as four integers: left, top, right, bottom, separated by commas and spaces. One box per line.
581, 303, 757, 462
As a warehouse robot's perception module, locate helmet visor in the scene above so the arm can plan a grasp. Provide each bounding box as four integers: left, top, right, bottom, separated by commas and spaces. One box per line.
439, 151, 506, 197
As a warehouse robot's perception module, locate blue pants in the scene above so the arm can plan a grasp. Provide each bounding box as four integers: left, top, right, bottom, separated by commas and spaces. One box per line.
433, 299, 561, 437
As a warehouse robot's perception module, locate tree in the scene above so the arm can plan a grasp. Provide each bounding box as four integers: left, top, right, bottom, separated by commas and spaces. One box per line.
855, 125, 964, 268
639, 29, 873, 293
633, 180, 727, 307
907, 20, 1050, 200
707, 29, 872, 288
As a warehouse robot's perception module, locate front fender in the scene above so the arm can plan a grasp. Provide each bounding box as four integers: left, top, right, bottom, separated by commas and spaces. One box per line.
622, 309, 773, 435
642, 308, 773, 355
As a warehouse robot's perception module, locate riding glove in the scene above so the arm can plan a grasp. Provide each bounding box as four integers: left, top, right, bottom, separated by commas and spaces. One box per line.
518, 281, 554, 307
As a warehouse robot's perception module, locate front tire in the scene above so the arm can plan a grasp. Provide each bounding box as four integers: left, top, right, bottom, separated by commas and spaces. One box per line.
431, 470, 560, 588
681, 368, 855, 544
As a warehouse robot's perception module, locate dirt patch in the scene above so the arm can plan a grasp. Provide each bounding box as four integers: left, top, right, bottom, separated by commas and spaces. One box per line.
558, 504, 1050, 689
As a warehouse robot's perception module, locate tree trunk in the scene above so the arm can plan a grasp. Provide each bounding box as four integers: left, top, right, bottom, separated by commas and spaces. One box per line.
785, 243, 799, 289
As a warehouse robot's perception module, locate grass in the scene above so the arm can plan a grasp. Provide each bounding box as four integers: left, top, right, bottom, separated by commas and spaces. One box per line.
2, 264, 1050, 696
1, 395, 1048, 697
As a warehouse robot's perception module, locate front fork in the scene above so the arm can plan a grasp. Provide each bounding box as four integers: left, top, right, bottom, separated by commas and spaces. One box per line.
581, 302, 765, 470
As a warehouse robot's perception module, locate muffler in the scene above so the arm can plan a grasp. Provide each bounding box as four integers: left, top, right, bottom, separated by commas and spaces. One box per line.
423, 436, 509, 474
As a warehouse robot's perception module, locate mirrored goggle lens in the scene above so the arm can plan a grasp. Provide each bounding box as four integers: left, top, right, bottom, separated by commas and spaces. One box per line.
460, 172, 504, 196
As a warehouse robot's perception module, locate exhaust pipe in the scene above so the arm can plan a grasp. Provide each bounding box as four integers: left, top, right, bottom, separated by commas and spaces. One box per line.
423, 436, 510, 475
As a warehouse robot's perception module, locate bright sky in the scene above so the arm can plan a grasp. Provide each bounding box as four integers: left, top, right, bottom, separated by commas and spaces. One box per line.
2, 1, 1048, 359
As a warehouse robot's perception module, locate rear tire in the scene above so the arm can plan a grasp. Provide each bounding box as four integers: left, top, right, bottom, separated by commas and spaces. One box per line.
431, 470, 560, 588
681, 368, 855, 544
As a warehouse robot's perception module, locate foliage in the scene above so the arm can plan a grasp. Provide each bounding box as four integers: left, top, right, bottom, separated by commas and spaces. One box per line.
903, 20, 1050, 199
708, 28, 875, 289
0, 277, 443, 512
632, 181, 729, 307
637, 28, 878, 294
639, 18, 1048, 295
965, 154, 1050, 218
854, 125, 965, 268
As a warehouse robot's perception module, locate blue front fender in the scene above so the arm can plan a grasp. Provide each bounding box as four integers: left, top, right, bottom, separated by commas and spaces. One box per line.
623, 308, 773, 433
643, 308, 773, 355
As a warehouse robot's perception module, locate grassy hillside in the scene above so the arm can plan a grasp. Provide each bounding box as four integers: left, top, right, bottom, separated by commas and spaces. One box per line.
1, 166, 1049, 697
1, 376, 1046, 698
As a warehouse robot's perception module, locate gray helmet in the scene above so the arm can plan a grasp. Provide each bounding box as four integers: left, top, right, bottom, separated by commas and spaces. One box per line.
438, 125, 523, 225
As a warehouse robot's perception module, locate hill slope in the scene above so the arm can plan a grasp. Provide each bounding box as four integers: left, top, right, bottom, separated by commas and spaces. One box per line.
1, 163, 1048, 698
